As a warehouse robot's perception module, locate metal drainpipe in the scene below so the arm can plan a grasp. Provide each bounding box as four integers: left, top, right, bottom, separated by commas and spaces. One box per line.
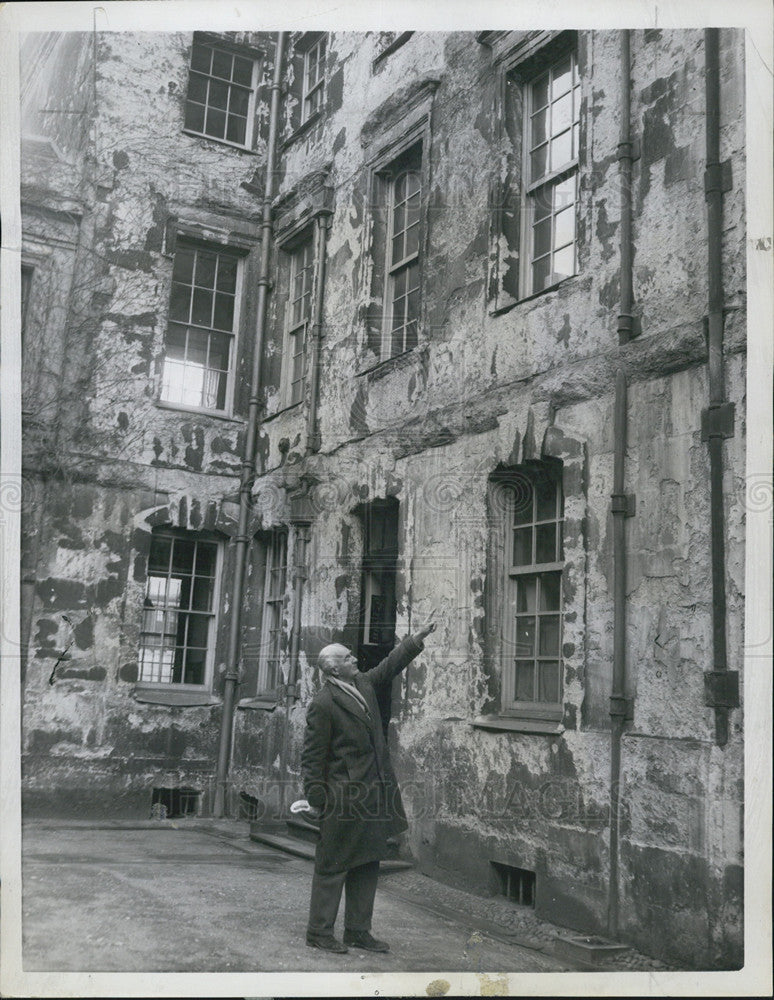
701, 28, 738, 745
306, 213, 330, 454
213, 32, 286, 818
608, 29, 637, 940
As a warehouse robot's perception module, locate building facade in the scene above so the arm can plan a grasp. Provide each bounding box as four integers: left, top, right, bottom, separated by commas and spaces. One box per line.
19, 28, 746, 968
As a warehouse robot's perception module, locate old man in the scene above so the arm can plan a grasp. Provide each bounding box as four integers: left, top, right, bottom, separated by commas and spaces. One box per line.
301, 612, 436, 954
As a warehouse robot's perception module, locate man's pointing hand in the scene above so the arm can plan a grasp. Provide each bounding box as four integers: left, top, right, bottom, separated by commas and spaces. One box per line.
414, 608, 437, 642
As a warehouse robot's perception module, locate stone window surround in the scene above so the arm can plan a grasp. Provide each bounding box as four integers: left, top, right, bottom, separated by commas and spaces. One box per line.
476, 421, 586, 735
283, 31, 329, 149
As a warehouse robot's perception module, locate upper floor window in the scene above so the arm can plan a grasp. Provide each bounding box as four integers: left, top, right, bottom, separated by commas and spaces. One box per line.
378, 143, 423, 359
161, 241, 241, 413
491, 463, 564, 714
283, 237, 315, 407
522, 49, 580, 295
139, 530, 221, 687
184, 41, 258, 147
302, 35, 326, 123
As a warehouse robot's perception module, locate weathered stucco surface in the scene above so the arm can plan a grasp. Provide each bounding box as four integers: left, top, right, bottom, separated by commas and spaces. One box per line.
20, 29, 745, 968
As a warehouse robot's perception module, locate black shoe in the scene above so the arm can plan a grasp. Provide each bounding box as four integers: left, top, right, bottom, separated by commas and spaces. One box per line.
306, 934, 348, 954
343, 930, 390, 952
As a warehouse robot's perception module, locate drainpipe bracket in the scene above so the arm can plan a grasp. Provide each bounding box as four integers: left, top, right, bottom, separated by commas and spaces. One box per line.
704, 159, 732, 198
609, 695, 634, 721
616, 138, 641, 162
617, 314, 641, 343
704, 669, 739, 709
611, 492, 636, 517
701, 402, 735, 440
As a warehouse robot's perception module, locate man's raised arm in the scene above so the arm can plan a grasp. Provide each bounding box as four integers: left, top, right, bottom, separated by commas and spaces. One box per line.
360, 610, 436, 688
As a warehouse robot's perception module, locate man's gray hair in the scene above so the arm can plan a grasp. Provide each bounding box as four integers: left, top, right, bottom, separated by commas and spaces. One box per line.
318, 643, 346, 676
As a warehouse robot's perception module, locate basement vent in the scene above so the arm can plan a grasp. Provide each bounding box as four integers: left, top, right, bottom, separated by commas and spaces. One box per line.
491, 862, 536, 907
150, 786, 201, 819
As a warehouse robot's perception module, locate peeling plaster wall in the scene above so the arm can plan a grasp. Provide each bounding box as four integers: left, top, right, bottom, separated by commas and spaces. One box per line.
20, 29, 745, 968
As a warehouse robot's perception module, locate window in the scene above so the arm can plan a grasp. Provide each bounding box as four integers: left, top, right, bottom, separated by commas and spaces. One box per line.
257, 530, 288, 693
139, 531, 220, 686
493, 463, 564, 713
382, 144, 422, 358
161, 241, 240, 412
522, 49, 580, 295
184, 40, 258, 146
283, 237, 315, 406
302, 34, 326, 123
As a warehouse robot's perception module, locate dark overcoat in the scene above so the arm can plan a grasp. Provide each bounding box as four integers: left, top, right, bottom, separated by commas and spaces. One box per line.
301, 635, 424, 875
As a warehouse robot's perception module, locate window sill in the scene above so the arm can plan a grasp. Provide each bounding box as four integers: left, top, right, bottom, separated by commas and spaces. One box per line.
155, 400, 245, 424
282, 110, 324, 150
237, 696, 279, 711
261, 399, 304, 422
470, 715, 565, 736
358, 347, 421, 382
181, 129, 258, 155
133, 687, 221, 707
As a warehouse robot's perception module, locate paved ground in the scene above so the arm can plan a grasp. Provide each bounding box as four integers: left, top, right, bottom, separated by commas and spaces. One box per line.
21, 818, 572, 974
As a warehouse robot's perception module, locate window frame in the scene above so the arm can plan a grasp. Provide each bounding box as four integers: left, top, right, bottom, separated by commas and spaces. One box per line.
159, 238, 245, 417
183, 39, 261, 150
518, 47, 580, 299
301, 34, 327, 125
137, 529, 223, 691
375, 141, 424, 361
257, 529, 288, 696
281, 234, 316, 409
493, 464, 565, 719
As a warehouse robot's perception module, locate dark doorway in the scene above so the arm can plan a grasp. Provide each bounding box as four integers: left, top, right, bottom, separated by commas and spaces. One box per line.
356, 498, 399, 736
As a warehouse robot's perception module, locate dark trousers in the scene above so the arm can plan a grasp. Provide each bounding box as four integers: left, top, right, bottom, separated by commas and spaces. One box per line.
307, 860, 380, 938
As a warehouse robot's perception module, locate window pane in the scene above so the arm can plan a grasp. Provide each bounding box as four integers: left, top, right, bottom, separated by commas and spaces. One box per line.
512, 477, 533, 525
532, 73, 549, 110
208, 79, 229, 111
513, 526, 532, 566
195, 541, 217, 577
172, 539, 195, 573
530, 106, 548, 147
233, 56, 253, 86
213, 292, 235, 331
195, 252, 217, 289
550, 130, 572, 171
205, 107, 226, 139
552, 244, 575, 282
554, 204, 576, 251
551, 92, 573, 134
536, 523, 557, 563
186, 613, 210, 648
555, 174, 576, 212
538, 661, 560, 703
187, 73, 208, 105
187, 327, 209, 366
173, 248, 195, 283
533, 217, 552, 260
183, 647, 206, 685
226, 115, 247, 145
515, 577, 536, 613
217, 256, 238, 293
539, 615, 560, 655
404, 318, 418, 351
514, 661, 535, 701
531, 144, 548, 181
552, 55, 572, 98
405, 222, 420, 259
392, 232, 404, 266
168, 284, 191, 323
535, 473, 557, 520
209, 332, 231, 372
148, 538, 171, 573
190, 44, 211, 73
211, 49, 233, 80
539, 573, 561, 611
165, 325, 187, 360
516, 617, 535, 657
191, 288, 213, 327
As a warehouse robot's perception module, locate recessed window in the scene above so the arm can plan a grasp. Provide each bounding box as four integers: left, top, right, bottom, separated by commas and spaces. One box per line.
491, 862, 536, 906
257, 530, 288, 694
522, 49, 580, 295
302, 35, 326, 123
492, 463, 564, 712
284, 237, 315, 406
139, 531, 221, 686
184, 41, 258, 147
378, 143, 423, 359
161, 241, 241, 412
